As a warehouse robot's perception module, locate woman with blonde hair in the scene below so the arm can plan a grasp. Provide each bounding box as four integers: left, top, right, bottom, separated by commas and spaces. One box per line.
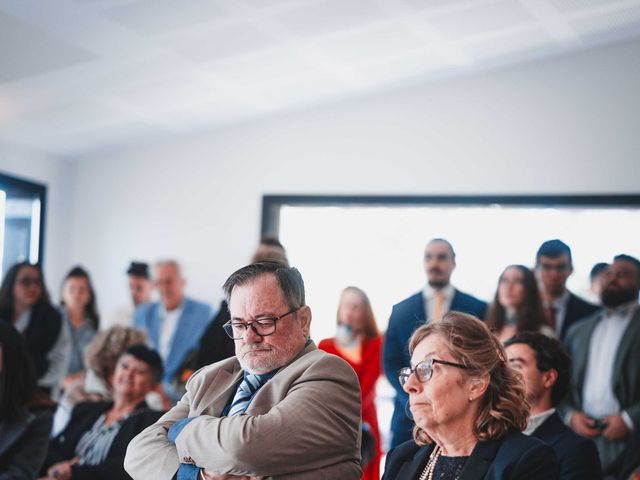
319, 286, 382, 480
382, 311, 559, 480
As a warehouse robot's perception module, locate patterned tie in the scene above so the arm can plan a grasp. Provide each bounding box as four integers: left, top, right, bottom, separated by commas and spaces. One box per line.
228, 374, 266, 416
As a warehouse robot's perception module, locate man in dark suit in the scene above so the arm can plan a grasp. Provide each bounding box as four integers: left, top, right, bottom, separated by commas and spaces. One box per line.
383, 238, 487, 447
505, 332, 601, 480
560, 254, 640, 473
535, 239, 599, 340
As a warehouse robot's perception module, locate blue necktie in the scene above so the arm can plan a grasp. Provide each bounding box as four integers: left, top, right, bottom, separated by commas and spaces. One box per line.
228, 374, 266, 416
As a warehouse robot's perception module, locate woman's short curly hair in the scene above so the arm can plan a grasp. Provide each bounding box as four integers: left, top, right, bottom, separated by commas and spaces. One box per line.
84, 326, 147, 389
408, 311, 529, 445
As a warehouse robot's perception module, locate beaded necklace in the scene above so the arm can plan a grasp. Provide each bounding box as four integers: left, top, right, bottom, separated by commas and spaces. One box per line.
419, 445, 442, 480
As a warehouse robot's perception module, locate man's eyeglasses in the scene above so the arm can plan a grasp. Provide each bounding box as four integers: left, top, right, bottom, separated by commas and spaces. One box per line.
398, 357, 467, 386
223, 308, 299, 339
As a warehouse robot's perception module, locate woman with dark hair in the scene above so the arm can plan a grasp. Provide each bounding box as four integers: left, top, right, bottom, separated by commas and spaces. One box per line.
41, 345, 164, 480
0, 322, 55, 479
382, 311, 559, 480
319, 286, 382, 480
0, 262, 70, 396
485, 265, 553, 343
61, 266, 100, 379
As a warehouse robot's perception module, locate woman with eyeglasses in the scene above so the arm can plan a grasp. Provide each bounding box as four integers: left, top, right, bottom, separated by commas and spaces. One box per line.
485, 265, 553, 343
382, 311, 559, 480
319, 286, 382, 480
0, 262, 70, 397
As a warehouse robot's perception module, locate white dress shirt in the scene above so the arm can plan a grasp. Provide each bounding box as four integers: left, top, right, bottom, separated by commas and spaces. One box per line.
524, 408, 556, 435
582, 302, 638, 429
159, 304, 183, 360
423, 283, 455, 322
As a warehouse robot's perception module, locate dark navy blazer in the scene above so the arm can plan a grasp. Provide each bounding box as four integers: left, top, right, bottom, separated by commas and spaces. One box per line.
382, 431, 559, 480
531, 412, 602, 480
383, 290, 487, 447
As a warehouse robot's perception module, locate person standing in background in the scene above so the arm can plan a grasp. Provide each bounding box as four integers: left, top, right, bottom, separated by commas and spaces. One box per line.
534, 240, 599, 340
104, 262, 153, 330
384, 238, 487, 448
319, 286, 382, 480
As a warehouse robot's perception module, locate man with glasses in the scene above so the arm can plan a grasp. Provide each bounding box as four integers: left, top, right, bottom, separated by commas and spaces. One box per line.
125, 261, 362, 480
534, 239, 599, 340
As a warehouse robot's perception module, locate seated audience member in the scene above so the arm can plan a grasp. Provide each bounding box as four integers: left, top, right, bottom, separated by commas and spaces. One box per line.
188, 236, 289, 373
133, 260, 213, 403
560, 254, 640, 473
587, 262, 609, 306
319, 286, 383, 480
41, 345, 164, 480
485, 265, 554, 343
384, 238, 487, 448
124, 261, 362, 479
534, 240, 599, 340
0, 322, 55, 479
52, 326, 150, 436
104, 262, 153, 330
0, 262, 70, 397
60, 267, 100, 385
505, 332, 602, 480
383, 312, 559, 480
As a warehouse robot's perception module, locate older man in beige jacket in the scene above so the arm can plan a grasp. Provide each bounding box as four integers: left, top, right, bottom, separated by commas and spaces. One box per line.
125, 261, 362, 480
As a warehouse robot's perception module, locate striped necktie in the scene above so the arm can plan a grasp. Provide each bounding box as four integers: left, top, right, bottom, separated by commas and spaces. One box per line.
228, 373, 266, 416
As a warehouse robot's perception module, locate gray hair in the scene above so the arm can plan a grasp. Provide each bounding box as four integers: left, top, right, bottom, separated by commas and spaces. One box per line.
223, 261, 305, 310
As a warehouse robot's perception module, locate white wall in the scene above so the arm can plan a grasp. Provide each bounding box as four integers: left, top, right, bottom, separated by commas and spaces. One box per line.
0, 141, 74, 300
69, 37, 640, 318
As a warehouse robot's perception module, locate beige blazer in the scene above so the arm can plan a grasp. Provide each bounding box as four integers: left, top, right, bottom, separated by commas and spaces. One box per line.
124, 342, 362, 479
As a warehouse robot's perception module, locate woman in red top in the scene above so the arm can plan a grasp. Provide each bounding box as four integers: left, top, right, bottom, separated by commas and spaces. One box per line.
319, 286, 382, 480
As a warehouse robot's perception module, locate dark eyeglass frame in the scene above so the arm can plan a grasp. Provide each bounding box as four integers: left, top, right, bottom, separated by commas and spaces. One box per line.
223, 308, 299, 340
16, 277, 41, 288
398, 357, 468, 386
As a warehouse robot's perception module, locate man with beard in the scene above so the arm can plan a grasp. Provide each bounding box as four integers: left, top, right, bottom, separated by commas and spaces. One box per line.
561, 254, 640, 474
125, 261, 361, 480
383, 238, 487, 448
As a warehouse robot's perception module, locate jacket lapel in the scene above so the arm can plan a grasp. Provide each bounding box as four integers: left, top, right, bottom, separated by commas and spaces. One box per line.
0, 414, 33, 456
459, 439, 501, 480
573, 314, 601, 395
612, 307, 640, 395
396, 444, 433, 479
199, 362, 243, 416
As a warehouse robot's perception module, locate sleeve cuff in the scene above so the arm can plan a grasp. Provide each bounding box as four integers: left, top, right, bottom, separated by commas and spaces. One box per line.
622, 411, 635, 431
562, 409, 575, 426
168, 417, 197, 443
176, 463, 200, 480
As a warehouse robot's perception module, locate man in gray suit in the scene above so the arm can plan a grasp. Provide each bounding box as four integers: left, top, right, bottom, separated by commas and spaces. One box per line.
125, 261, 362, 480
561, 254, 640, 473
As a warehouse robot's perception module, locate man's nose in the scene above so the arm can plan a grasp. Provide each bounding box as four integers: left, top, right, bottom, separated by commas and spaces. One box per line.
244, 324, 263, 343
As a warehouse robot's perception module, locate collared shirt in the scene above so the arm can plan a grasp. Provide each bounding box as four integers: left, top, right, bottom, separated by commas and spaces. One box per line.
545, 290, 570, 336
524, 408, 556, 435
423, 284, 455, 322
159, 304, 183, 360
582, 302, 638, 427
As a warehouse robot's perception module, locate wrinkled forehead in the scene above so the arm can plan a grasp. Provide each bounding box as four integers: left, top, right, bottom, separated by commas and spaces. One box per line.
411, 333, 450, 363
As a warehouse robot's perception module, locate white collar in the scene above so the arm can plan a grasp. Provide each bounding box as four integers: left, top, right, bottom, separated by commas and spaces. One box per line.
524, 408, 556, 436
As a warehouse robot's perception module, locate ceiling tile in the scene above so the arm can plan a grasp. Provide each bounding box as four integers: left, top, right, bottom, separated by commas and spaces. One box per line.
0, 11, 95, 83
426, 0, 537, 39
100, 0, 228, 35
273, 0, 388, 37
